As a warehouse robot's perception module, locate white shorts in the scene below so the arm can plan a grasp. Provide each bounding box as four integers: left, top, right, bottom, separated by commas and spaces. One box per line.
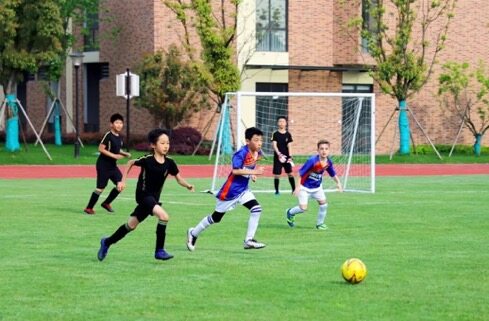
297, 185, 326, 205
215, 190, 256, 213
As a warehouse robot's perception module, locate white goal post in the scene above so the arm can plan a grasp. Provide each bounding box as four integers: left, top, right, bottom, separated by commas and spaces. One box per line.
210, 91, 376, 193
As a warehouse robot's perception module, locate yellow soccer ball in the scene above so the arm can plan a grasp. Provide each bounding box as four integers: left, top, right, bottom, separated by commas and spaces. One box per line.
341, 258, 367, 284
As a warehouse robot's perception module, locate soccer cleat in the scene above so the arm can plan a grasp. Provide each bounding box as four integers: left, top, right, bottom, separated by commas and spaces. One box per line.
186, 228, 197, 252
97, 237, 110, 261
84, 208, 95, 215
316, 223, 328, 230
274, 191, 280, 196
101, 203, 114, 213
155, 249, 174, 260
243, 239, 266, 250
286, 208, 295, 227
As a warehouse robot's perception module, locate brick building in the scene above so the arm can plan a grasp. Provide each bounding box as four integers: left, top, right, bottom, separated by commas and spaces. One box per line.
5, 0, 489, 154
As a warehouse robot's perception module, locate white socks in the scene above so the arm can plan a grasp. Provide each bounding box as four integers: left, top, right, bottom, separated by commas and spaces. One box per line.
245, 205, 262, 241
317, 204, 328, 225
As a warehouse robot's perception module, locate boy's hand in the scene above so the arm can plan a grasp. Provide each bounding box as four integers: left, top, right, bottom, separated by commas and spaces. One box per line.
293, 186, 300, 197
251, 175, 257, 182
255, 166, 265, 175
187, 184, 195, 192
117, 181, 126, 192
125, 152, 132, 158
278, 153, 287, 163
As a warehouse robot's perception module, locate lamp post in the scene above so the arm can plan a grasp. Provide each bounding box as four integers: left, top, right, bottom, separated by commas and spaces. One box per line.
70, 52, 84, 158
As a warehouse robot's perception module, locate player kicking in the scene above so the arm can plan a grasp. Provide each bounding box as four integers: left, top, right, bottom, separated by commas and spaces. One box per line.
286, 139, 343, 230
187, 127, 266, 251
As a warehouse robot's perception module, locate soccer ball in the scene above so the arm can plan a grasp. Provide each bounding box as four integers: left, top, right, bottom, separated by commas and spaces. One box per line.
341, 258, 367, 284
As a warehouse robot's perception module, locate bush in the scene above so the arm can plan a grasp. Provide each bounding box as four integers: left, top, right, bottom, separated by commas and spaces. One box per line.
170, 127, 202, 155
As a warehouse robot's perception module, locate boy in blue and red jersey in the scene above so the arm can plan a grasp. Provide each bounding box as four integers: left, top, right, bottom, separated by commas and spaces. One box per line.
286, 139, 343, 230
186, 127, 266, 251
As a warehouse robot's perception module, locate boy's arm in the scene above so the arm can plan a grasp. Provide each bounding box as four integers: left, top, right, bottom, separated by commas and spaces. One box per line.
98, 144, 124, 160
232, 167, 264, 176
119, 150, 132, 158
117, 159, 136, 192
272, 141, 287, 163
332, 175, 343, 192
174, 173, 195, 192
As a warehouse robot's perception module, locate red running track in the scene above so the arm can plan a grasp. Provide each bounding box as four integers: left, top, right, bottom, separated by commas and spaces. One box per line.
0, 164, 488, 179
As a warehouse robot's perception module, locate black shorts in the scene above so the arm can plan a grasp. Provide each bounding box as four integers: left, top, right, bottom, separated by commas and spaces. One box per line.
96, 167, 122, 189
130, 195, 161, 223
273, 158, 293, 175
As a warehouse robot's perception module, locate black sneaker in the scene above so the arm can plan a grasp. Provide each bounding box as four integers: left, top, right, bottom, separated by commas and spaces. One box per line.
155, 249, 174, 260
97, 237, 110, 261
101, 203, 114, 213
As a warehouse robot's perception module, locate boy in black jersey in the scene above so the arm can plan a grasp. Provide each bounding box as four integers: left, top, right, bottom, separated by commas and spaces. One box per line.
84, 113, 131, 214
271, 116, 295, 195
97, 128, 194, 261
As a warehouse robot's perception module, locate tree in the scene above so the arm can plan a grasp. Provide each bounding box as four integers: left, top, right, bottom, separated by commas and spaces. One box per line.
163, 0, 241, 106
136, 45, 211, 129
0, 0, 65, 94
358, 0, 456, 155
438, 62, 489, 156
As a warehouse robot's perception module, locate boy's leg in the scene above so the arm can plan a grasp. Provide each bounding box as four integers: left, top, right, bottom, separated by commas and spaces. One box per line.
101, 188, 119, 212
313, 189, 328, 229
87, 172, 110, 214
272, 160, 281, 195
151, 203, 173, 260
288, 174, 296, 193
101, 170, 123, 212
187, 211, 225, 251
243, 200, 262, 242
85, 189, 102, 214
316, 203, 328, 229
98, 216, 139, 261
286, 188, 308, 227
284, 163, 295, 193
274, 177, 280, 195
241, 192, 265, 249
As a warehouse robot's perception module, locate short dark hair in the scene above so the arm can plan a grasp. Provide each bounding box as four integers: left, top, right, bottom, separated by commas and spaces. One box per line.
245, 127, 263, 140
148, 128, 170, 144
277, 116, 288, 122
317, 139, 330, 149
110, 113, 124, 123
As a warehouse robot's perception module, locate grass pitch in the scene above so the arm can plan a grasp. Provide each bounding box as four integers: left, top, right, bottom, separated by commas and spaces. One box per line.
0, 175, 488, 321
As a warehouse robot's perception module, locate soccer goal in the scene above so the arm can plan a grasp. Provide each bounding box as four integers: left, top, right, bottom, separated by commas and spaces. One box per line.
210, 92, 376, 193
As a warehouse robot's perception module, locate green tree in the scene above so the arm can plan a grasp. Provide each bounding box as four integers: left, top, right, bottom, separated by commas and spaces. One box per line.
359, 0, 456, 155
438, 62, 489, 156
136, 45, 211, 129
163, 0, 241, 106
0, 0, 65, 94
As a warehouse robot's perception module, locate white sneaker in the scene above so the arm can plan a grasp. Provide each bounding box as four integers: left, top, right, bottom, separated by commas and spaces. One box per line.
243, 239, 266, 250
187, 228, 197, 251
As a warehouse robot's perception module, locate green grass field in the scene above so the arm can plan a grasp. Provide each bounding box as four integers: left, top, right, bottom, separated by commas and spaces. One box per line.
1, 175, 488, 321
1, 143, 489, 165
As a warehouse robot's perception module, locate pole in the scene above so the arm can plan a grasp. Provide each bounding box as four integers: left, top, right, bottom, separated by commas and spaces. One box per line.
74, 65, 80, 158
126, 68, 131, 152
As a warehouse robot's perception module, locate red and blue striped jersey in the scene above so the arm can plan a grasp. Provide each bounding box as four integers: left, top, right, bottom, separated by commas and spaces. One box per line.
299, 155, 336, 189
216, 145, 262, 201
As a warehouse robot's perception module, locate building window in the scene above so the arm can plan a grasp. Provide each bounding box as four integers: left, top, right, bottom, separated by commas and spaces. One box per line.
256, 0, 287, 52
342, 84, 373, 153
83, 7, 99, 52
361, 0, 378, 53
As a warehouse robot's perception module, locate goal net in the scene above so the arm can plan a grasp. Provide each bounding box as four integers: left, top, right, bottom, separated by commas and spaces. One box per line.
210, 92, 376, 193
